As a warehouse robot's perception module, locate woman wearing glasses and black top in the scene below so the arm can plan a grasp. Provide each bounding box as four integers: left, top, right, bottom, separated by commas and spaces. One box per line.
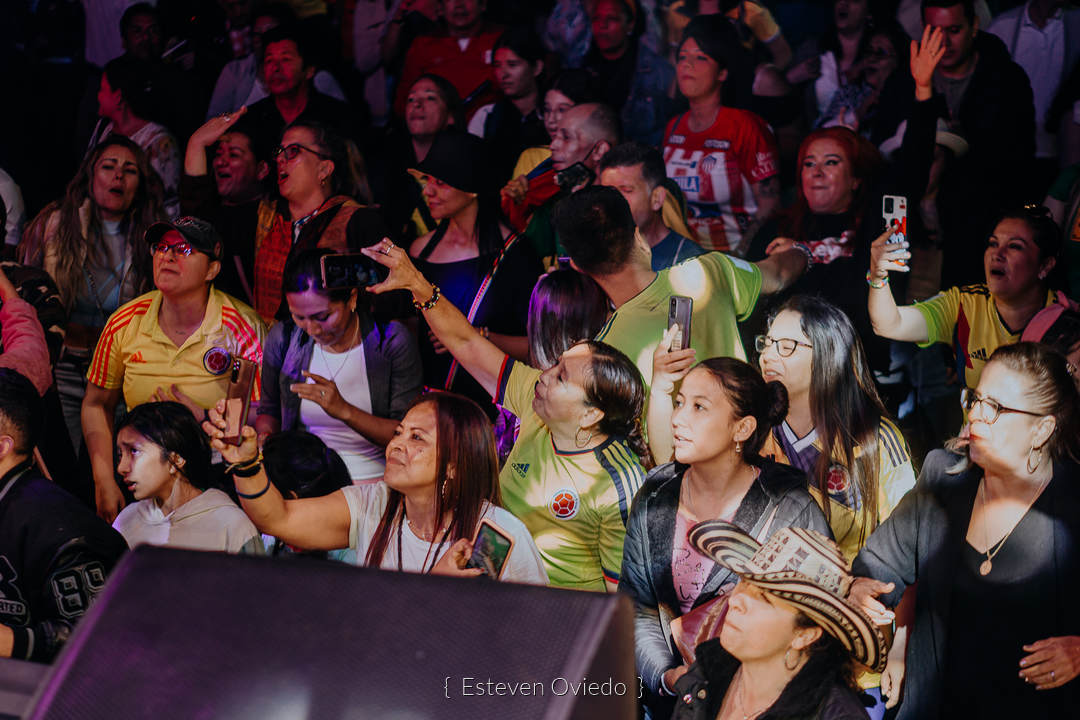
253, 120, 389, 322
851, 342, 1080, 719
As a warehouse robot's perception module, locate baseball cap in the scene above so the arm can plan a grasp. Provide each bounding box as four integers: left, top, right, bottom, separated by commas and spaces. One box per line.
145, 216, 223, 260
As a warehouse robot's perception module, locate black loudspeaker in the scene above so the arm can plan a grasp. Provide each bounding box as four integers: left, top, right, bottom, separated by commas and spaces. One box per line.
27, 546, 637, 719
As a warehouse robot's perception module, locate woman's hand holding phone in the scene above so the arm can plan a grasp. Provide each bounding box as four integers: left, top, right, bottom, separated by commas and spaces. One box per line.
870, 227, 911, 281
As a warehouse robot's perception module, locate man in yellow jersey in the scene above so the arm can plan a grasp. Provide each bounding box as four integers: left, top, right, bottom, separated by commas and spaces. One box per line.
82, 216, 266, 522
553, 186, 808, 394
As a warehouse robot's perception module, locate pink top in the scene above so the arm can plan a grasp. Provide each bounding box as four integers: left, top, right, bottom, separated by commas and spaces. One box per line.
0, 296, 51, 395
672, 508, 721, 615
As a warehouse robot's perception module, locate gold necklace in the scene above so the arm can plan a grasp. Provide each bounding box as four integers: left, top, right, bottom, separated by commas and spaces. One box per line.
320, 315, 360, 382
977, 473, 1049, 576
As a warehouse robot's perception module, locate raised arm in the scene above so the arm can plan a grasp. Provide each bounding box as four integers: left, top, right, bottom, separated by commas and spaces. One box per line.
362, 239, 507, 397
647, 326, 695, 464
755, 247, 809, 295
183, 107, 247, 177
867, 228, 930, 342
204, 402, 352, 550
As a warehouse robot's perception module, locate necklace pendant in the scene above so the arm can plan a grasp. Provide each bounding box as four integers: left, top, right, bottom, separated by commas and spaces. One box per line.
979, 558, 992, 576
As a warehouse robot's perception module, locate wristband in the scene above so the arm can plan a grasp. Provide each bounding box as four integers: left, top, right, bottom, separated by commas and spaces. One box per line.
226, 450, 263, 476
792, 241, 816, 267
866, 270, 889, 289
413, 285, 441, 311
235, 474, 271, 499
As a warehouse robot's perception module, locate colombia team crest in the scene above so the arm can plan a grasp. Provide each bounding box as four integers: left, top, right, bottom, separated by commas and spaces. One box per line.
549, 488, 580, 520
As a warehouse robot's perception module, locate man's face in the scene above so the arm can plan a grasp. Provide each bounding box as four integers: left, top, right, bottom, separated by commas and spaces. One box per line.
263, 39, 312, 97
923, 5, 978, 72
212, 133, 264, 202
445, 0, 484, 33
550, 107, 593, 171
123, 11, 163, 61
600, 164, 659, 230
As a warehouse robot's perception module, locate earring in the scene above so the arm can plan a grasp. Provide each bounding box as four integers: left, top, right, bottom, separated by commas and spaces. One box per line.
783, 647, 800, 671
734, 439, 742, 454
1027, 445, 1043, 474
575, 427, 594, 449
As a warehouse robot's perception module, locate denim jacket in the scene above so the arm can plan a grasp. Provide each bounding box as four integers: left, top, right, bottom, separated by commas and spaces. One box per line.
258, 314, 423, 432
623, 43, 675, 146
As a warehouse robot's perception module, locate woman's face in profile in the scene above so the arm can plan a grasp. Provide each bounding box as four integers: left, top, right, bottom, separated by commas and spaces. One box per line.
720, 581, 801, 663
671, 367, 750, 465
116, 426, 178, 504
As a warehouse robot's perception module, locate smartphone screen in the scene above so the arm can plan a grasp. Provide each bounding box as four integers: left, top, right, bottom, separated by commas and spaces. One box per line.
321, 253, 383, 289
466, 520, 514, 579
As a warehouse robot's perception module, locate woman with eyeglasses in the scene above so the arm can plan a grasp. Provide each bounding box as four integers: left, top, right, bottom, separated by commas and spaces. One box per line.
633, 348, 830, 718
756, 295, 915, 718
869, 205, 1071, 391
851, 342, 1080, 719
253, 120, 389, 322
756, 295, 915, 563
81, 217, 266, 522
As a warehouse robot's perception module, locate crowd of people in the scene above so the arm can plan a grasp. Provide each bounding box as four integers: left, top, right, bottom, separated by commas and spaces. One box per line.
2, 0, 1080, 717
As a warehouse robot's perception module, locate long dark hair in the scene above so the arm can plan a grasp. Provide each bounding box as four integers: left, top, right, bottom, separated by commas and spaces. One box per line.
578, 340, 653, 469
19, 134, 163, 311
527, 270, 609, 369
694, 357, 789, 464
770, 296, 887, 536
364, 392, 502, 568
116, 401, 211, 489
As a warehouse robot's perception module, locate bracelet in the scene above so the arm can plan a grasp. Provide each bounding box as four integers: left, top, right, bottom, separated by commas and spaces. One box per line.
226, 450, 263, 476
413, 284, 441, 311
866, 270, 889, 289
235, 474, 271, 499
792, 241, 816, 267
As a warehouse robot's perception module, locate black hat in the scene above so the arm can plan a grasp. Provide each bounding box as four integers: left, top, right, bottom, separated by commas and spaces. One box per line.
409, 131, 489, 194
146, 216, 223, 260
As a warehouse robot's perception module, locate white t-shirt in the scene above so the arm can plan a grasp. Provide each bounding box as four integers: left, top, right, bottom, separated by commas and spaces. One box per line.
113, 488, 263, 554
341, 482, 549, 585
300, 343, 386, 482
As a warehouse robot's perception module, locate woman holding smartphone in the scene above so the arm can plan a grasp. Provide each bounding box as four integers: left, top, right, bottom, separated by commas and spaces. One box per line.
205, 391, 548, 583
257, 249, 423, 482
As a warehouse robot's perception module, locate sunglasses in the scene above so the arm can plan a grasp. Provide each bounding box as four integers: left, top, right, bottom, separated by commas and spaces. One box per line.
273, 143, 331, 162
755, 335, 813, 357
150, 239, 195, 257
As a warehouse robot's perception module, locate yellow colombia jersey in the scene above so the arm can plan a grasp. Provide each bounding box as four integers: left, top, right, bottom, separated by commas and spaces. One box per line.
496, 358, 646, 592
914, 284, 1055, 389
87, 288, 266, 410
595, 252, 761, 395
761, 417, 915, 564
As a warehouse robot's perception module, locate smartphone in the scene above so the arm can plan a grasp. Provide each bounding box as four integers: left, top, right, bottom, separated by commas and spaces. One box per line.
555, 162, 594, 190
465, 519, 515, 579
882, 195, 907, 266
667, 295, 693, 351
320, 253, 384, 290
223, 357, 256, 446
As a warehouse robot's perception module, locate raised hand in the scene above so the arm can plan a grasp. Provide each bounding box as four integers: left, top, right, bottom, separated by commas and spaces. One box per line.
910, 26, 946, 99
202, 398, 259, 465
869, 227, 911, 282
361, 238, 430, 298
652, 325, 696, 396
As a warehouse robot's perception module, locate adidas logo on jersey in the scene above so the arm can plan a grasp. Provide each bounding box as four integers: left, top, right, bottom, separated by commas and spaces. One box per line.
511, 462, 530, 477
128, 351, 145, 363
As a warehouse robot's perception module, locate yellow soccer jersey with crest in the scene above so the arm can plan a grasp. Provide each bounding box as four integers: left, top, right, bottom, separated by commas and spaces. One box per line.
496, 358, 646, 592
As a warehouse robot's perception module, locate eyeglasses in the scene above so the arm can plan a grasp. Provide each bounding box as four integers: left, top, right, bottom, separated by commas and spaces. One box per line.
755, 335, 813, 357
273, 143, 331, 162
150, 240, 194, 257
960, 388, 1043, 424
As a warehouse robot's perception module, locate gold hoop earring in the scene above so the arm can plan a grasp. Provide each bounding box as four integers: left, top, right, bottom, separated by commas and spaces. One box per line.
783, 647, 800, 671
1027, 445, 1043, 474
575, 427, 594, 449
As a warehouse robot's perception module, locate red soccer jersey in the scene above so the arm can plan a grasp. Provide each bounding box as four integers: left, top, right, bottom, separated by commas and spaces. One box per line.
663, 107, 778, 255
393, 26, 503, 120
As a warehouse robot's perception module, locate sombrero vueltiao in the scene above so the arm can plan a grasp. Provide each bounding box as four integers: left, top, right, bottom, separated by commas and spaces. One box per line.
689, 520, 888, 673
